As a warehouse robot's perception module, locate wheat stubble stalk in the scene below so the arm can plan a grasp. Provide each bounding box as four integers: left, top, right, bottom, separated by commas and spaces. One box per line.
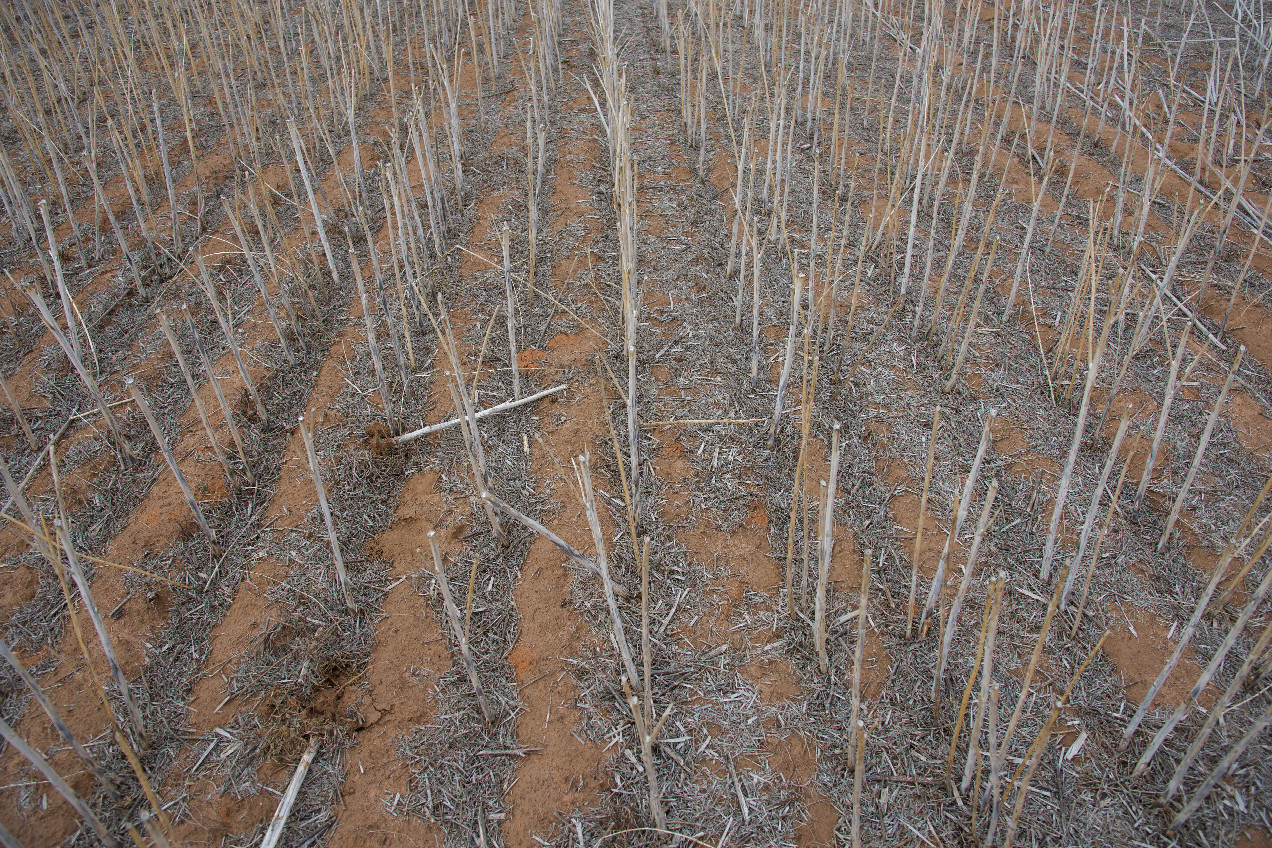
848, 547, 871, 848
1039, 289, 1115, 580
946, 572, 1003, 789
576, 451, 638, 685
962, 575, 1005, 796
814, 421, 842, 673
179, 304, 254, 479
259, 736, 321, 848
0, 714, 117, 847
0, 371, 38, 451
1060, 409, 1133, 607
0, 634, 121, 802
578, 449, 667, 827
1213, 481, 1272, 611
907, 406, 941, 638
921, 412, 993, 635
1133, 560, 1272, 776
1171, 700, 1272, 830
298, 414, 354, 610
935, 479, 999, 701
628, 536, 670, 830
18, 277, 130, 456
500, 224, 520, 399
126, 377, 217, 545
225, 197, 296, 365
768, 270, 804, 447
48, 443, 174, 838
1000, 632, 1105, 848
1158, 345, 1245, 552
194, 256, 269, 423
1165, 615, 1272, 804
38, 199, 85, 367
156, 310, 235, 483
53, 515, 146, 739
1122, 470, 1272, 746
424, 532, 494, 723
990, 563, 1067, 827
1070, 437, 1136, 637
351, 245, 396, 431
1135, 323, 1191, 508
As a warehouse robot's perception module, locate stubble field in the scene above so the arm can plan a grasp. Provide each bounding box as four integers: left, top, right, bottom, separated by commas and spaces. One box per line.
1, 0, 1271, 846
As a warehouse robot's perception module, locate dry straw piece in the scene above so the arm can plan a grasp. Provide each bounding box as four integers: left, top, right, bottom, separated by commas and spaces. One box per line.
259, 736, 321, 848
814, 421, 842, 673
425, 533, 494, 723
298, 414, 353, 610
126, 378, 217, 544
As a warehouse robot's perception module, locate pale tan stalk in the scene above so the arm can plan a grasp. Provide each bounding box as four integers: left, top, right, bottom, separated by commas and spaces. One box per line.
935, 480, 999, 697
1171, 701, 1272, 828
127, 378, 216, 544
1134, 561, 1272, 775
815, 422, 842, 673
907, 407, 941, 638
1061, 411, 1133, 606
298, 415, 353, 610
1135, 324, 1192, 508
946, 574, 1001, 785
425, 533, 493, 723
1159, 346, 1245, 551
0, 372, 37, 450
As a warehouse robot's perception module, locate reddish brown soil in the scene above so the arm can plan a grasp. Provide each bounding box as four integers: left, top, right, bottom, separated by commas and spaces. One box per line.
1102, 603, 1210, 709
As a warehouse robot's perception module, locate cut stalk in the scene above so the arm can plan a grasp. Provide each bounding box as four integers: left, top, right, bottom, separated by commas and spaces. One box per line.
848, 549, 871, 773
1159, 346, 1245, 551
0, 635, 119, 800
907, 407, 941, 638
850, 719, 867, 848
1061, 410, 1133, 607
55, 518, 145, 739
0, 372, 37, 450
126, 378, 216, 544
0, 716, 116, 847
425, 533, 493, 723
298, 415, 353, 610
935, 480, 999, 697
352, 247, 395, 430
223, 198, 294, 365
259, 737, 321, 848
1001, 700, 1062, 848
1122, 470, 1271, 743
921, 413, 994, 632
1165, 617, 1272, 802
1040, 308, 1113, 580
995, 566, 1067, 780
814, 422, 842, 673
194, 258, 268, 423
1135, 324, 1192, 508
961, 576, 1005, 794
19, 279, 128, 453
947, 573, 1001, 786
180, 305, 253, 480
501, 225, 520, 399
1170, 700, 1272, 829
1071, 442, 1135, 636
157, 311, 233, 483
768, 271, 805, 447
1133, 561, 1272, 775
395, 384, 567, 443
628, 537, 667, 830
